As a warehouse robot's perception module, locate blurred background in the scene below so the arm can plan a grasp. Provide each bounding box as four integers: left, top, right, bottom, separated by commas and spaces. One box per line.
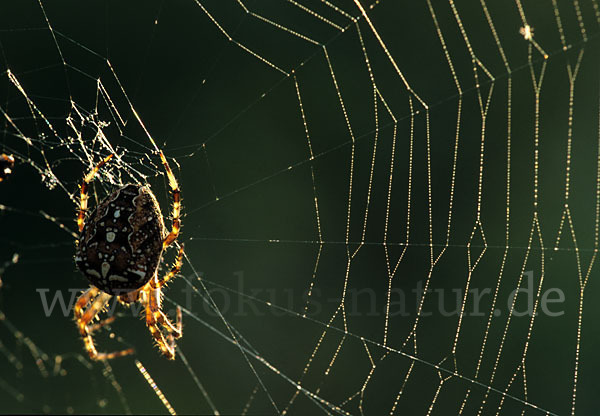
0, 0, 599, 414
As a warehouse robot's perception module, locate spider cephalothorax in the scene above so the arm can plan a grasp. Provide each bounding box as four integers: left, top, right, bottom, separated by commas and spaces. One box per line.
73, 152, 184, 361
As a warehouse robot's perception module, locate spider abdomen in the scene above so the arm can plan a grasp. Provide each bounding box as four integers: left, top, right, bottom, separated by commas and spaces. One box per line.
75, 184, 165, 295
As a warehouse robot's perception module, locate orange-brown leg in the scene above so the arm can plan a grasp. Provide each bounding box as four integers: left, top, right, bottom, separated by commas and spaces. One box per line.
152, 244, 184, 289
158, 151, 181, 248
73, 287, 134, 360
157, 307, 182, 339
165, 307, 183, 349
77, 154, 114, 232
88, 316, 116, 333
144, 282, 181, 360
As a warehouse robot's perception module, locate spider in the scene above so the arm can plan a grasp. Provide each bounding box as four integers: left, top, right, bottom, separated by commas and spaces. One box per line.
73, 151, 184, 360
0, 154, 15, 182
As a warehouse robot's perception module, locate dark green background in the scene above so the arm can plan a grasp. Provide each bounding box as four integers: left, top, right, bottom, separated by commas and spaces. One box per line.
0, 1, 599, 414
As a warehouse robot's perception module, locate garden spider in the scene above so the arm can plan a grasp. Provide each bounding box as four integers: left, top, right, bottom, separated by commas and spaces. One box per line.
73, 151, 183, 360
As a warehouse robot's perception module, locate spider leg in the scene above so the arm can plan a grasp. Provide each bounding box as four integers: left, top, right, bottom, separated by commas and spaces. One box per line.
151, 244, 184, 289
144, 280, 181, 360
73, 287, 134, 360
158, 151, 181, 248
77, 154, 114, 233
165, 307, 183, 352
149, 243, 183, 339
74, 287, 98, 320
88, 316, 116, 333
157, 307, 182, 339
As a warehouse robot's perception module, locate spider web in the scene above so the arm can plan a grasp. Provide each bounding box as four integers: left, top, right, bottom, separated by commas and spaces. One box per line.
0, 0, 599, 414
